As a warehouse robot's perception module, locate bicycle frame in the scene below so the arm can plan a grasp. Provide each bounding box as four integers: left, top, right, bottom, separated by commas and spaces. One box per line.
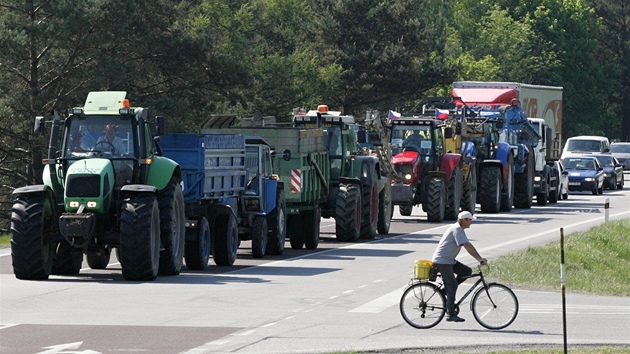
434, 267, 493, 309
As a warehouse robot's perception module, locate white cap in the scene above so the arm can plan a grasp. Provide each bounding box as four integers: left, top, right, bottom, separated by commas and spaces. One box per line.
458, 211, 477, 220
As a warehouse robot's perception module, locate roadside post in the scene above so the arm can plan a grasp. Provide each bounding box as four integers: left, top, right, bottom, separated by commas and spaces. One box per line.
604, 198, 610, 223
560, 227, 567, 354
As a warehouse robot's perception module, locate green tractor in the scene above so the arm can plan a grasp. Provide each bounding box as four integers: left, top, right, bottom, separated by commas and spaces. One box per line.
294, 105, 393, 241
10, 91, 185, 281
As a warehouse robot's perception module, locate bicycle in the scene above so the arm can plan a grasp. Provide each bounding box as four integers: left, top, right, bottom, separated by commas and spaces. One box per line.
399, 264, 519, 329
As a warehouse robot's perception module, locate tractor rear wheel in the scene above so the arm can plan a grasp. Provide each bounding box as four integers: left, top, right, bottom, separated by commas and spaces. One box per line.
514, 154, 534, 208
304, 207, 321, 249
377, 183, 393, 234
445, 166, 463, 220
10, 194, 56, 280
500, 155, 514, 212
336, 184, 362, 241
479, 167, 501, 213
425, 177, 446, 222
360, 177, 378, 239
251, 216, 268, 259
266, 188, 286, 255
158, 178, 186, 276
120, 195, 160, 281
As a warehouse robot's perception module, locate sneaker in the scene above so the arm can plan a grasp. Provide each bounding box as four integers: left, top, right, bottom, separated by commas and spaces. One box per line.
446, 315, 465, 322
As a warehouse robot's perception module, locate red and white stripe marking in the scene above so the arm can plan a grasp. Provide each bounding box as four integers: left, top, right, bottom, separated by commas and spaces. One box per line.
291, 169, 302, 193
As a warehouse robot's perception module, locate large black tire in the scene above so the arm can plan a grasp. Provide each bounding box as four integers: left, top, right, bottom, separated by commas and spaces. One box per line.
304, 206, 321, 249
288, 214, 304, 249
87, 244, 111, 269
479, 166, 501, 213
251, 216, 268, 259
184, 217, 211, 270
500, 155, 514, 212
444, 166, 463, 220
425, 177, 446, 222
548, 169, 559, 204
377, 183, 393, 235
399, 204, 413, 216
359, 177, 378, 239
212, 213, 238, 266
10, 194, 56, 280
514, 153, 534, 209
52, 241, 83, 275
120, 195, 160, 281
158, 178, 186, 276
537, 171, 550, 206
336, 184, 362, 241
609, 176, 617, 190
461, 165, 477, 213
266, 188, 286, 255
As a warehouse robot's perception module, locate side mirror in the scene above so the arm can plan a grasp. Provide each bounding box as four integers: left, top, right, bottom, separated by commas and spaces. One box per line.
496, 119, 504, 129
283, 149, 291, 161
156, 116, 165, 136
34, 116, 45, 134
545, 127, 553, 147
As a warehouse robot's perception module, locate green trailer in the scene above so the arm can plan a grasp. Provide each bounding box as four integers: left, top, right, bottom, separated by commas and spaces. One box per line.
200, 115, 329, 250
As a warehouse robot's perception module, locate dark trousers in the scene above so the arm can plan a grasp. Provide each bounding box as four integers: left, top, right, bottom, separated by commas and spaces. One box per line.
433, 262, 472, 317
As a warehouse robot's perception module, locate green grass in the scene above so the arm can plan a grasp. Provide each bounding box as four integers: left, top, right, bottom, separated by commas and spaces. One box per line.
0, 233, 9, 248
486, 219, 630, 296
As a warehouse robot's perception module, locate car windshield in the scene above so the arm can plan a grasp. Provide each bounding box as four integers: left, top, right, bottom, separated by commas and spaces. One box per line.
563, 158, 597, 170
64, 116, 133, 158
566, 139, 602, 152
595, 156, 614, 167
610, 144, 630, 153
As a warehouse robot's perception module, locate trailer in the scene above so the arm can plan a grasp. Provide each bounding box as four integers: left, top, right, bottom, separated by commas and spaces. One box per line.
200, 115, 329, 250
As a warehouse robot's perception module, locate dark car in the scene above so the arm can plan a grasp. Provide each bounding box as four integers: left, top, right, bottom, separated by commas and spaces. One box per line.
562, 156, 605, 195
592, 154, 624, 190
610, 142, 630, 170
554, 160, 569, 200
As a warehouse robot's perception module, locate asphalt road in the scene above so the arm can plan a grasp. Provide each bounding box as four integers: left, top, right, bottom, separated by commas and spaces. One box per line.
1, 175, 630, 354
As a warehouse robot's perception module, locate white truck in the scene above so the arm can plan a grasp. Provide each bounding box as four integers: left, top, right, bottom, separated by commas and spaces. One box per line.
452, 81, 564, 205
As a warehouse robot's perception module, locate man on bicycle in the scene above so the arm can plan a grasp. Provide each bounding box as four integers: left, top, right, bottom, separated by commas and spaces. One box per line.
431, 211, 487, 322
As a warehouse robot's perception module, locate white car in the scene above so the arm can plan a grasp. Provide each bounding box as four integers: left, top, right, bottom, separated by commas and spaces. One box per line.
554, 160, 569, 200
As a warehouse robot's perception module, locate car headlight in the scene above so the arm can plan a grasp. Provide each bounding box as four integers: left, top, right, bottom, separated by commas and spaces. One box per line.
584, 177, 595, 182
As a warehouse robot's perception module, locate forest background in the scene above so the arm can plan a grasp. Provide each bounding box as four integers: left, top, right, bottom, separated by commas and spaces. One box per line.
0, 0, 628, 231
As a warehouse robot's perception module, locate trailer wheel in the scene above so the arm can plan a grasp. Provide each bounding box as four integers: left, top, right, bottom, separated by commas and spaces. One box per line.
120, 195, 160, 281
479, 167, 501, 213
288, 214, 304, 249
500, 154, 514, 212
251, 216, 268, 259
514, 153, 534, 208
87, 244, 111, 269
213, 213, 238, 266
184, 217, 210, 270
52, 242, 83, 275
304, 206, 321, 249
336, 184, 362, 242
10, 194, 56, 280
359, 177, 378, 239
461, 165, 477, 213
158, 178, 186, 275
445, 166, 463, 220
399, 204, 413, 216
425, 177, 446, 222
377, 183, 393, 234
266, 189, 286, 255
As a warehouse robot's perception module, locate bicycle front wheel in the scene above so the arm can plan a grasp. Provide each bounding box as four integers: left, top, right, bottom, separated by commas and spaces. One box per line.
471, 283, 519, 329
399, 282, 445, 329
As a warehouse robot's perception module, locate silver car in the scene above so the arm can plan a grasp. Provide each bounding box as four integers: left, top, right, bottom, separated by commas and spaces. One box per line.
554, 160, 569, 200
610, 142, 630, 170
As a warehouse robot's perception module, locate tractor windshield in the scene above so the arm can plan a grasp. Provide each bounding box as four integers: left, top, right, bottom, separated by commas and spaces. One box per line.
63, 116, 134, 158
390, 126, 432, 155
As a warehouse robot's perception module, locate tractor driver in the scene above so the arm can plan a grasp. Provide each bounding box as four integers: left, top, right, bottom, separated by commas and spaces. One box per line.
404, 130, 424, 151
96, 125, 126, 155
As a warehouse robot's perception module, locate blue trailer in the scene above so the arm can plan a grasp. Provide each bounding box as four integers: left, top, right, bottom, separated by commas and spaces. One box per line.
159, 133, 285, 268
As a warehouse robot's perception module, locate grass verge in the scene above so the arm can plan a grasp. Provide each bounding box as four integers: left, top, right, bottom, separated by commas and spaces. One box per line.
486, 219, 630, 296
0, 233, 9, 248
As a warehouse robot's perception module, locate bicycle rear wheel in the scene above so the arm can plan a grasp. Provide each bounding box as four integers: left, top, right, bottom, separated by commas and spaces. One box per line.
400, 282, 445, 329
471, 283, 519, 329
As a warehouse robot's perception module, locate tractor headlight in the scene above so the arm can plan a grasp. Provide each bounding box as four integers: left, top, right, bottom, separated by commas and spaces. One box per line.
404, 174, 412, 180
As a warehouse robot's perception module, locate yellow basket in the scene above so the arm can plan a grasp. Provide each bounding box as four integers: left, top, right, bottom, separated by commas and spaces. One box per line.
414, 260, 433, 279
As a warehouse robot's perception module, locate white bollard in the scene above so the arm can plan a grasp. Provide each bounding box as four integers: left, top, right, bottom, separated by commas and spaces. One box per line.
604, 198, 610, 223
